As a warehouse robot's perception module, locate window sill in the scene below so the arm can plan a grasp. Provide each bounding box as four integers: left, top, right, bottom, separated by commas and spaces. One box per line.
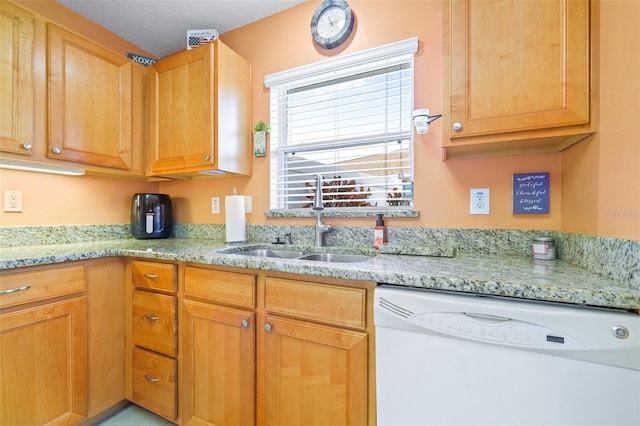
265, 208, 419, 219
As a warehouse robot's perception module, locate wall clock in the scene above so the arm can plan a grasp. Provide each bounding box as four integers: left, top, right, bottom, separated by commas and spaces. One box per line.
310, 0, 354, 49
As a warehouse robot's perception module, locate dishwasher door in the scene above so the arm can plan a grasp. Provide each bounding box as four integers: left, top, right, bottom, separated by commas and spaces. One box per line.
374, 285, 640, 426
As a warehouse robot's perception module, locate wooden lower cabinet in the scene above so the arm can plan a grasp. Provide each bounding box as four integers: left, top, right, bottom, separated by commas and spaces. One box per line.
126, 259, 178, 423
181, 299, 255, 425
262, 315, 368, 426
1, 259, 374, 425
0, 259, 126, 425
86, 258, 126, 418
181, 266, 375, 426
0, 296, 87, 425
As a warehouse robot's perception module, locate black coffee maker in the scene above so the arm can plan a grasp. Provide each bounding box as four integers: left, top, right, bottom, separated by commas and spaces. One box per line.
131, 193, 172, 239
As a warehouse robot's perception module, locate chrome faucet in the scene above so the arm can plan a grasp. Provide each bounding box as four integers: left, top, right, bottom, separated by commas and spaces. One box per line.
313, 175, 333, 247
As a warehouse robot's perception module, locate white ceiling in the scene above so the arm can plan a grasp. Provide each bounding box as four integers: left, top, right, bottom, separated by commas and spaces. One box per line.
56, 0, 307, 58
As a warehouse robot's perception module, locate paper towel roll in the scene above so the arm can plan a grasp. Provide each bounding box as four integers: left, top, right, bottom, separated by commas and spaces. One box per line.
225, 195, 246, 242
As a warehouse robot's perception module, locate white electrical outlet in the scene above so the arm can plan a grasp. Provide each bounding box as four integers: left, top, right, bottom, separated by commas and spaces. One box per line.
470, 188, 490, 215
244, 196, 252, 214
211, 197, 220, 214
4, 190, 23, 212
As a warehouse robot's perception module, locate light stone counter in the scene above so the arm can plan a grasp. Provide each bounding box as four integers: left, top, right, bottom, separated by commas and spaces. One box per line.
1, 238, 638, 311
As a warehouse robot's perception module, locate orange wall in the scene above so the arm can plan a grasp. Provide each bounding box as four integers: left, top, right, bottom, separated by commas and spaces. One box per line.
1, 0, 636, 240
561, 0, 640, 241
0, 169, 158, 226
161, 0, 562, 231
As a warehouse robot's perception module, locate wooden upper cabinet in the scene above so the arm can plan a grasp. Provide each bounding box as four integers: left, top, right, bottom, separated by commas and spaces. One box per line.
147, 40, 251, 177
0, 1, 34, 156
47, 23, 140, 170
442, 0, 598, 159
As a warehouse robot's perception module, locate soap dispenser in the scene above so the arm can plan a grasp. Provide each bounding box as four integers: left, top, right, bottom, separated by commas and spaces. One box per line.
374, 213, 387, 248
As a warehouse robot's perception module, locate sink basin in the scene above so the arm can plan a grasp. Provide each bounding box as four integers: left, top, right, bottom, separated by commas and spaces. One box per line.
297, 253, 371, 263
232, 249, 372, 263
234, 249, 306, 259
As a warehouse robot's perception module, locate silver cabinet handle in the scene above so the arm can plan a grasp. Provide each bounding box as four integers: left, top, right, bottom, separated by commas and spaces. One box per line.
204, 154, 210, 161
0, 285, 31, 295
144, 374, 159, 383
144, 314, 159, 321
52, 147, 61, 155
21, 143, 32, 150
143, 273, 159, 279
241, 320, 249, 328
452, 122, 463, 131
264, 323, 272, 332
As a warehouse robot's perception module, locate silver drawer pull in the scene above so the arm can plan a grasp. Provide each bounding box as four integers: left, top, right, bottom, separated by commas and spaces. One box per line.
144, 273, 159, 279
144, 374, 159, 383
0, 285, 31, 295
144, 314, 159, 321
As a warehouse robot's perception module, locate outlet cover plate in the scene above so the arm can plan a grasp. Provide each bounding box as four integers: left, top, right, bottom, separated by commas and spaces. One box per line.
470, 188, 490, 215
4, 190, 23, 212
211, 197, 220, 214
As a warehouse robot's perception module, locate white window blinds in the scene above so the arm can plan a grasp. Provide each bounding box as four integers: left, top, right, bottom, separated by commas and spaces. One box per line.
266, 38, 417, 211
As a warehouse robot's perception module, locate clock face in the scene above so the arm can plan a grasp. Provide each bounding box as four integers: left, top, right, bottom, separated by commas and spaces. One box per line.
310, 0, 354, 49
316, 6, 347, 39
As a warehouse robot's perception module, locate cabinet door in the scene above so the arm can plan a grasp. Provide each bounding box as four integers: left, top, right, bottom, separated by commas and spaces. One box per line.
181, 299, 255, 426
0, 1, 34, 156
0, 297, 87, 425
443, 0, 594, 158
86, 259, 125, 417
148, 44, 215, 174
48, 23, 134, 169
449, 0, 589, 138
262, 315, 368, 426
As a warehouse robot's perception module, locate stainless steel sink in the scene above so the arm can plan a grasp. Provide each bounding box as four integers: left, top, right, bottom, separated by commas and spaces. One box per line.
234, 249, 307, 259
296, 253, 371, 263
232, 249, 372, 263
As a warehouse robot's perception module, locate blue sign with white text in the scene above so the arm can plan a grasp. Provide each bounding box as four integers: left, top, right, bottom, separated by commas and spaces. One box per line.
513, 172, 550, 214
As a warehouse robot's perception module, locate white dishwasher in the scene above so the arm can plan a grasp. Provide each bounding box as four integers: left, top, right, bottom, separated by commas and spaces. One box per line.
374, 285, 640, 426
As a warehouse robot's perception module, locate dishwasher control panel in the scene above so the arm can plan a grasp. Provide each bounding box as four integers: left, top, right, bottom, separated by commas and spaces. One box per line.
411, 312, 578, 349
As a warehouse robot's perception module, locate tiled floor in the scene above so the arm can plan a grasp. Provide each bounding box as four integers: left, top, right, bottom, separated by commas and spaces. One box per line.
95, 404, 174, 425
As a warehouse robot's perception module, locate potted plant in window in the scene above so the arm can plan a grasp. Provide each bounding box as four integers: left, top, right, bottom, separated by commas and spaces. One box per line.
253, 120, 271, 157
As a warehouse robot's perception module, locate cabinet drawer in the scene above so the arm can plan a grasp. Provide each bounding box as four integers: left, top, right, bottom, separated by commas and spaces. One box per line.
132, 290, 176, 356
0, 265, 85, 308
132, 348, 176, 421
184, 267, 256, 308
264, 278, 366, 329
131, 261, 176, 292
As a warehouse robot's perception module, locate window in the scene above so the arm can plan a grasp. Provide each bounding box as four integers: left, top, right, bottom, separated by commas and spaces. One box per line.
265, 38, 417, 214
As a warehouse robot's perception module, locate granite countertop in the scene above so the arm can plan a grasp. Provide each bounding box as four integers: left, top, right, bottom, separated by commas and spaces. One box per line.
1, 238, 639, 311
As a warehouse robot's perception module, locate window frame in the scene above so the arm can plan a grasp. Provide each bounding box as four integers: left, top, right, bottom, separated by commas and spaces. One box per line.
265, 38, 419, 218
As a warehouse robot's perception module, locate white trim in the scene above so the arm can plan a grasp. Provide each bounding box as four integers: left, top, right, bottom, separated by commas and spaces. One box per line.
265, 37, 418, 89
